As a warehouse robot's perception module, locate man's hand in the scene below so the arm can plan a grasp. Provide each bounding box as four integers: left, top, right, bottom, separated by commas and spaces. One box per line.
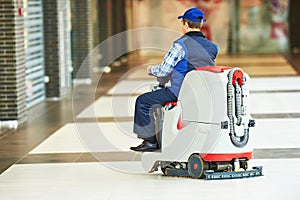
146, 66, 152, 75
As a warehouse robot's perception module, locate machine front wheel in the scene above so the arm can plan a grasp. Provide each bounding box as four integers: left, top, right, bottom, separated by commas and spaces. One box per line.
187, 154, 205, 179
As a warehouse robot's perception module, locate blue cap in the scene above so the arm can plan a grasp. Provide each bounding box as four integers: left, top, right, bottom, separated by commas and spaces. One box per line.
178, 8, 206, 23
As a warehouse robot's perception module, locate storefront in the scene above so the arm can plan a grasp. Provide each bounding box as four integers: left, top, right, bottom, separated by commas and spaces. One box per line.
128, 0, 290, 54
23, 0, 46, 108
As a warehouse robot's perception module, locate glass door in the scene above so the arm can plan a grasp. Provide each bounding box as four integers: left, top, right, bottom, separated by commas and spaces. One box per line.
238, 0, 289, 53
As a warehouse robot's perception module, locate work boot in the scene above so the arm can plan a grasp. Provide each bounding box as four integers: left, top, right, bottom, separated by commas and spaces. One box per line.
130, 140, 159, 152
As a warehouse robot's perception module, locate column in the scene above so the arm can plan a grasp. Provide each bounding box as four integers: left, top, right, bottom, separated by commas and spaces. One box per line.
289, 0, 300, 53
71, 0, 93, 83
0, 0, 27, 128
43, 0, 72, 98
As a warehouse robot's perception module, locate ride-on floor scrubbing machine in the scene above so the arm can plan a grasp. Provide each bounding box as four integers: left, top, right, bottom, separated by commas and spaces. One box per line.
141, 66, 263, 180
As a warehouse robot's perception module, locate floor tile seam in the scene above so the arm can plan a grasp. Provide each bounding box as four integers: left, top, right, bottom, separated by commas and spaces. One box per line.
251, 113, 300, 119
22, 149, 300, 155
75, 117, 133, 123
119, 75, 300, 81
14, 148, 300, 165
250, 90, 300, 93
89, 90, 300, 98
13, 157, 300, 165
104, 93, 140, 97
16, 151, 142, 164
216, 64, 292, 67
216, 55, 287, 59
106, 90, 300, 94
75, 114, 300, 121
74, 117, 300, 123
73, 153, 84, 163
252, 73, 298, 77
119, 78, 157, 81
217, 64, 292, 67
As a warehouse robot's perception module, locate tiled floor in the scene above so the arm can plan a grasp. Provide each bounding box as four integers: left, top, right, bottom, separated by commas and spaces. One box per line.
1, 159, 300, 200
1, 53, 300, 199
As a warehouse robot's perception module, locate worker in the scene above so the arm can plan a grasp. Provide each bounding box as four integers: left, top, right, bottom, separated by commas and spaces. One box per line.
131, 7, 218, 152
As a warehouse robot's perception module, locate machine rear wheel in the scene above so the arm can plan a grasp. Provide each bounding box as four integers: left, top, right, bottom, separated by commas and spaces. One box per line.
187, 154, 205, 179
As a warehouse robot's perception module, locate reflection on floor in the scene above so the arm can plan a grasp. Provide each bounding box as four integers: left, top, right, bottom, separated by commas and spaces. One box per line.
0, 53, 300, 199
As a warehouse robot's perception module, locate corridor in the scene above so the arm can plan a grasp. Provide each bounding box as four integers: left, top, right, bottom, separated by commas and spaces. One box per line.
0, 53, 300, 199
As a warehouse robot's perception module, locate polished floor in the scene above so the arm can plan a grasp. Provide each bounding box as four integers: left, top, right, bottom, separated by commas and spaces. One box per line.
1, 53, 300, 199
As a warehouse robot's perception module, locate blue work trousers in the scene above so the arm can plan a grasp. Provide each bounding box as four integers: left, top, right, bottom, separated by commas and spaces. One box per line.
133, 88, 177, 139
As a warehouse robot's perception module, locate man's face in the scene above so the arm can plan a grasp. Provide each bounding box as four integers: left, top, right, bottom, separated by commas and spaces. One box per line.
181, 20, 188, 34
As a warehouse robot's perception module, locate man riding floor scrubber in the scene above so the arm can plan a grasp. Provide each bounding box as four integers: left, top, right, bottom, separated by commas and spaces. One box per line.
141, 66, 263, 180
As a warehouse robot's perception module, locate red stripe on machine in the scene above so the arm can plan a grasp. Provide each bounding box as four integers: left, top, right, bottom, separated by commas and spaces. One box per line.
200, 152, 253, 162
195, 66, 231, 73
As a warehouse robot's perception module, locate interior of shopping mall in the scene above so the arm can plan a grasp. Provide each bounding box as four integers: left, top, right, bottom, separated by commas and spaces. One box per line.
0, 0, 300, 199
